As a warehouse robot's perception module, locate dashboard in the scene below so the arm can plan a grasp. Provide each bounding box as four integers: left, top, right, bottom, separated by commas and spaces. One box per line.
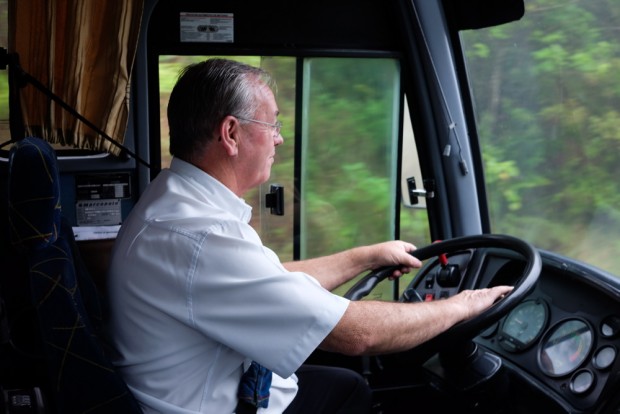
405, 248, 620, 413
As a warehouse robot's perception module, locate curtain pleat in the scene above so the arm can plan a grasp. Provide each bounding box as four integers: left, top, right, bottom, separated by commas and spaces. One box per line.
9, 0, 143, 154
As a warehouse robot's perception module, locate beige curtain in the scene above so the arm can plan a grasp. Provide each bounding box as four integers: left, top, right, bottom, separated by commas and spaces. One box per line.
8, 0, 143, 154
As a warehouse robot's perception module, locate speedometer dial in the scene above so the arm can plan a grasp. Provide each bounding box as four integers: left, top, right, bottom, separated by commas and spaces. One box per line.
498, 300, 548, 352
539, 319, 593, 377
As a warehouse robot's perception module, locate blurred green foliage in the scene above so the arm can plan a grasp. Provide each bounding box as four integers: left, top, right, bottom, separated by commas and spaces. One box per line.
463, 0, 620, 272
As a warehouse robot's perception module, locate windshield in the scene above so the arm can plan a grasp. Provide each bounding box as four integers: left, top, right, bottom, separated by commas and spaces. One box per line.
461, 0, 620, 275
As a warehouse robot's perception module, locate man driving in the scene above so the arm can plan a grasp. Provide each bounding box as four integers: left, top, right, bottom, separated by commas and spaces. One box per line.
107, 58, 512, 413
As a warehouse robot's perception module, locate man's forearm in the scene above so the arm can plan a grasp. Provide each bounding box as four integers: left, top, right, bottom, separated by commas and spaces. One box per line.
283, 246, 371, 290
319, 285, 513, 355
319, 299, 464, 355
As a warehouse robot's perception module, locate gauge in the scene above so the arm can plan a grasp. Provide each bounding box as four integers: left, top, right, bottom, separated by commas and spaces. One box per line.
498, 300, 548, 352
601, 315, 620, 338
539, 319, 593, 377
593, 346, 616, 370
570, 370, 595, 394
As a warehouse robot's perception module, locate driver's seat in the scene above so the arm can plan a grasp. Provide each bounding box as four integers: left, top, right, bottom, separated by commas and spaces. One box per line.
7, 137, 141, 413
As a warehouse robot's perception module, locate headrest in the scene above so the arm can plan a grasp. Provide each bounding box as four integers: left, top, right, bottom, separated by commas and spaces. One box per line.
8, 137, 62, 249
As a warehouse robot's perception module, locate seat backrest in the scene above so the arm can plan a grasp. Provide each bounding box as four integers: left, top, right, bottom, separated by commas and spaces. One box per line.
7, 137, 141, 413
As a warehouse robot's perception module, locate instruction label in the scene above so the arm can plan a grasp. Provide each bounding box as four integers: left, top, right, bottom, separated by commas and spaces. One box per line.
76, 199, 122, 226
180, 12, 234, 43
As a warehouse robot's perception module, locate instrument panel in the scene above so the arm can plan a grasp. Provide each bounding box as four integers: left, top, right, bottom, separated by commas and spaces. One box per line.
402, 247, 620, 412
473, 251, 620, 412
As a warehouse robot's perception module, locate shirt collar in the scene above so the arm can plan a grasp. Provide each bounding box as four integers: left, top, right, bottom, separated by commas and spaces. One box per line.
169, 157, 253, 223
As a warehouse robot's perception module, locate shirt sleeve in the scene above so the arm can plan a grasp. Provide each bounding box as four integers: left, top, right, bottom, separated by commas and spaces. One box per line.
186, 222, 350, 378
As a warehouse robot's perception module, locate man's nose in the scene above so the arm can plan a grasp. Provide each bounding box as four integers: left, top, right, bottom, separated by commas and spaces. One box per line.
274, 133, 284, 146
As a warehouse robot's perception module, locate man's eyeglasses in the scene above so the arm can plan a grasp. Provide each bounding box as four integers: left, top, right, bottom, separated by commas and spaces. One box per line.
234, 116, 282, 137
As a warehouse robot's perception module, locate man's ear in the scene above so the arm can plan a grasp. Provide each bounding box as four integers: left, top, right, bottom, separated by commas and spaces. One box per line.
218, 115, 240, 156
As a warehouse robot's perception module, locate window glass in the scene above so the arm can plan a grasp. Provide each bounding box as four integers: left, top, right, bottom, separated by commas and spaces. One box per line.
251, 57, 297, 259
461, 0, 620, 274
300, 58, 402, 297
399, 98, 430, 294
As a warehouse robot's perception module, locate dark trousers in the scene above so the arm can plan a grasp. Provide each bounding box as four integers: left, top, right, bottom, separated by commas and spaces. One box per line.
283, 365, 372, 414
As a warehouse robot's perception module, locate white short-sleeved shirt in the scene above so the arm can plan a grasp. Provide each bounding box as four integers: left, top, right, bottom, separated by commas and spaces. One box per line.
107, 158, 349, 413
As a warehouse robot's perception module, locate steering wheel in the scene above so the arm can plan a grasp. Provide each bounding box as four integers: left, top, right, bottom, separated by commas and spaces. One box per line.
344, 234, 542, 344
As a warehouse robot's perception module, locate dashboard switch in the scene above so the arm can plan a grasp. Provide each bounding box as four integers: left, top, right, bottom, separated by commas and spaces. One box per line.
436, 264, 461, 287
425, 277, 435, 289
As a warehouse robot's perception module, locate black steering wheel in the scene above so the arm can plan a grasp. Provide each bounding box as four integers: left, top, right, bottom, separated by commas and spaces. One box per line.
344, 234, 542, 344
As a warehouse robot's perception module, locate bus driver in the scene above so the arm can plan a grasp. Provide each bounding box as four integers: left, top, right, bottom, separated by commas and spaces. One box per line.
107, 58, 512, 413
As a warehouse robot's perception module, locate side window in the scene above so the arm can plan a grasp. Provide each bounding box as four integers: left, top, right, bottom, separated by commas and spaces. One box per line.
399, 98, 430, 294
301, 58, 410, 298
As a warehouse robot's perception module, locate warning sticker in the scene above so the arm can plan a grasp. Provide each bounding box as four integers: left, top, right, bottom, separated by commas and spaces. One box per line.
76, 199, 122, 226
180, 12, 234, 43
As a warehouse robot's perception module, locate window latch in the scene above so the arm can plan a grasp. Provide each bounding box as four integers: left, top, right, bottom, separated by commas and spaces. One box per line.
265, 184, 284, 216
406, 177, 435, 205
